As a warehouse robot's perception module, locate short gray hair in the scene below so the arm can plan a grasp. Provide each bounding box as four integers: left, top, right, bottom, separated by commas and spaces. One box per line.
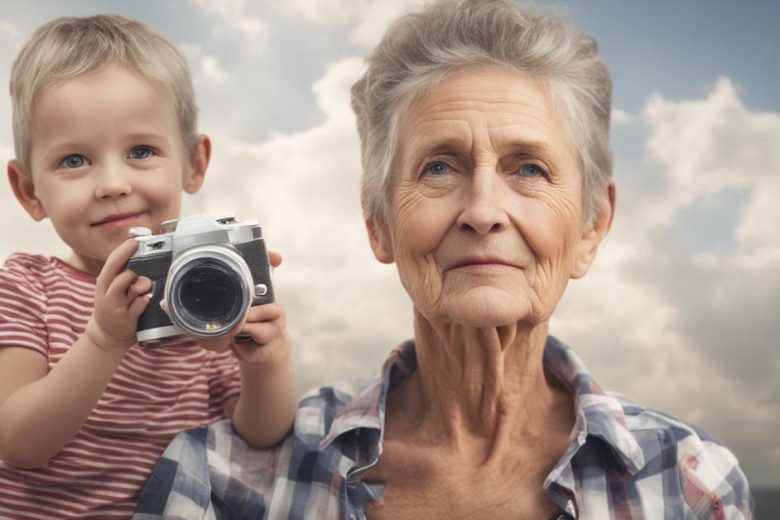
10, 15, 198, 173
351, 0, 613, 224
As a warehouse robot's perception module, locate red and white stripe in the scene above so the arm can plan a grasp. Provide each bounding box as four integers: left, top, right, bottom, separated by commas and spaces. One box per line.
0, 254, 241, 518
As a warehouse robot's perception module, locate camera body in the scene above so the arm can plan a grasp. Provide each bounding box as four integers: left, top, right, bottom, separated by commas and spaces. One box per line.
128, 213, 274, 346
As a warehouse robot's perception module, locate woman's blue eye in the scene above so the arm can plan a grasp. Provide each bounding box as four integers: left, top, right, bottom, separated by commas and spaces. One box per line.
423, 161, 450, 175
129, 146, 154, 160
518, 163, 544, 177
61, 154, 87, 169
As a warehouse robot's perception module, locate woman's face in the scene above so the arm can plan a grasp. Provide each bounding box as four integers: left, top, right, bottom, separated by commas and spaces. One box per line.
368, 66, 612, 328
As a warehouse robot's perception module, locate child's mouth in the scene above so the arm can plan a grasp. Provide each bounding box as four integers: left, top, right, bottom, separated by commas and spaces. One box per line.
92, 212, 143, 229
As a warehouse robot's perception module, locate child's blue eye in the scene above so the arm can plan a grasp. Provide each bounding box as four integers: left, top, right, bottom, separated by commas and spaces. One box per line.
129, 146, 154, 160
518, 163, 544, 177
61, 154, 87, 169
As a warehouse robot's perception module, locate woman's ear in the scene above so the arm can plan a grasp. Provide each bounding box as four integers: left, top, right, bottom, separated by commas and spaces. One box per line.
571, 182, 616, 279
366, 215, 394, 264
184, 134, 211, 194
8, 160, 47, 221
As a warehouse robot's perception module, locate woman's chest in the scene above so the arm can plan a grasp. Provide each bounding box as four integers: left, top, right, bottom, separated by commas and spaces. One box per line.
361, 449, 562, 520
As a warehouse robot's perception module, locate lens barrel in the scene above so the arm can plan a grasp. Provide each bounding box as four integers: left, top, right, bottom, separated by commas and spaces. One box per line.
164, 246, 253, 339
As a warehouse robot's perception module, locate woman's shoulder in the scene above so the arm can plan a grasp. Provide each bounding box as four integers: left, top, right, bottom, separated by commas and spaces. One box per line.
615, 394, 731, 449
294, 376, 381, 442
611, 394, 752, 511
299, 376, 378, 413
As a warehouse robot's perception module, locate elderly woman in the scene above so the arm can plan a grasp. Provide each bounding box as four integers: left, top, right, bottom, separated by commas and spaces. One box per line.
135, 0, 753, 518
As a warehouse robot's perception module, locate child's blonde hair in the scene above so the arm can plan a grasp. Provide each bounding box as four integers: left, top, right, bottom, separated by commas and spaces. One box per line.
10, 14, 199, 173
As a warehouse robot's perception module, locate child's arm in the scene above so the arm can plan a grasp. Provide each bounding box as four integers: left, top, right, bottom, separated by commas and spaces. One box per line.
227, 303, 296, 448
196, 252, 297, 449
0, 239, 151, 468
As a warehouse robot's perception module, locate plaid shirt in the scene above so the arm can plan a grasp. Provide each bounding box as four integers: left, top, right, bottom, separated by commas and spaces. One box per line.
133, 336, 754, 519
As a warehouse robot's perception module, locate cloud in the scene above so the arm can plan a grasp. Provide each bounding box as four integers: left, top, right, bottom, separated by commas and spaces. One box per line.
632, 76, 780, 407
189, 0, 269, 55
0, 21, 21, 42
180, 44, 232, 84
553, 76, 780, 485
611, 109, 633, 125
281, 0, 423, 49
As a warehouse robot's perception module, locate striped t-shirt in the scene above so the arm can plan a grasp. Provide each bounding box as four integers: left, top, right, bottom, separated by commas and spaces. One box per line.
0, 253, 242, 518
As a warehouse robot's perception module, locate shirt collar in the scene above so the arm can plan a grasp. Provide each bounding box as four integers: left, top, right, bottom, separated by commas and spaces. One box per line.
543, 336, 646, 476
321, 336, 646, 476
319, 340, 415, 451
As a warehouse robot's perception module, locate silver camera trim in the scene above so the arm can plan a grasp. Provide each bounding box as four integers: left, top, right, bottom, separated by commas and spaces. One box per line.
137, 325, 180, 345
130, 213, 267, 345
162, 245, 255, 340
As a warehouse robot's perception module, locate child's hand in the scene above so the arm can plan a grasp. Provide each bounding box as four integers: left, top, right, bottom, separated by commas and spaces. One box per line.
84, 238, 152, 353
196, 250, 288, 364
230, 303, 290, 365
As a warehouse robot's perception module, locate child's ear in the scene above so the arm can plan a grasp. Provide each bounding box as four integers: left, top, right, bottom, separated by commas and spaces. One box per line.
183, 134, 211, 194
571, 182, 616, 279
366, 214, 394, 264
8, 160, 47, 221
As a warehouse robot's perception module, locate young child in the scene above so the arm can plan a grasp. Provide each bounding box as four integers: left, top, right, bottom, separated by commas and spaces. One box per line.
0, 15, 297, 517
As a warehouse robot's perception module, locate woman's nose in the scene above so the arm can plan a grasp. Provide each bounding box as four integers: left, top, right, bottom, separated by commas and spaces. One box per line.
456, 167, 509, 234
94, 164, 132, 200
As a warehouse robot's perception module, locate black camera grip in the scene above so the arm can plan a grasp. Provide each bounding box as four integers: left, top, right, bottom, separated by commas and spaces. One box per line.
128, 252, 174, 331
235, 238, 275, 305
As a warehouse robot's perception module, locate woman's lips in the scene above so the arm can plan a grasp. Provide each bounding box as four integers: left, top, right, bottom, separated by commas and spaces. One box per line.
447, 257, 521, 271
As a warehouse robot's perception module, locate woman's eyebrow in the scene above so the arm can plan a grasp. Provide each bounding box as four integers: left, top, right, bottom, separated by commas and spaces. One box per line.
405, 135, 471, 160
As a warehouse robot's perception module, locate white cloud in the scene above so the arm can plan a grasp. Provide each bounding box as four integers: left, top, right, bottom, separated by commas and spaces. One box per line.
189, 0, 269, 55
644, 77, 780, 252
281, 0, 423, 49
552, 76, 780, 484
611, 109, 633, 125
0, 21, 21, 42
180, 44, 232, 84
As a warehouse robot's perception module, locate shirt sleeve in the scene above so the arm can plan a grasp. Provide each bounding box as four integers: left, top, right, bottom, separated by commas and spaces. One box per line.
207, 349, 241, 409
0, 255, 49, 358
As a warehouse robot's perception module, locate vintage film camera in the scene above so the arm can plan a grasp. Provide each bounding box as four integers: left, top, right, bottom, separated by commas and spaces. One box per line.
128, 214, 274, 346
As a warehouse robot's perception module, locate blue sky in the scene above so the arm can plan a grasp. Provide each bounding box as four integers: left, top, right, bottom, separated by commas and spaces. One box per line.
1, 1, 778, 489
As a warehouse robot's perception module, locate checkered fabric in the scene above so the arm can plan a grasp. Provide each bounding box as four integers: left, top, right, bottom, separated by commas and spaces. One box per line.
134, 336, 754, 519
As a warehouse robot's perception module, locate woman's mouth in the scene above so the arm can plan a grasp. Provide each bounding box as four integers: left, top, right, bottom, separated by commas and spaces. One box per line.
447, 256, 521, 271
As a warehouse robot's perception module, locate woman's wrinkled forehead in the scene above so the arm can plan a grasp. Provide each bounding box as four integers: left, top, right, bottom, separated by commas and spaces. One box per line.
393, 67, 580, 174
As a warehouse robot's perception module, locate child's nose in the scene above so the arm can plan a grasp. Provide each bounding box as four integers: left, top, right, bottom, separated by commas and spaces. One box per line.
94, 165, 132, 200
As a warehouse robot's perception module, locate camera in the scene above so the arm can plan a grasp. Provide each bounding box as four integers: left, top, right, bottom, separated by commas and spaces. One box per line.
128, 213, 274, 346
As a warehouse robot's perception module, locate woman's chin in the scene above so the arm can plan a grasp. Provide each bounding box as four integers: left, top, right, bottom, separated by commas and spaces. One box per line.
436, 289, 536, 328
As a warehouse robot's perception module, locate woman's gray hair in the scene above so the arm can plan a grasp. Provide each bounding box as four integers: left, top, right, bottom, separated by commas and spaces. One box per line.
10, 15, 198, 173
351, 0, 613, 224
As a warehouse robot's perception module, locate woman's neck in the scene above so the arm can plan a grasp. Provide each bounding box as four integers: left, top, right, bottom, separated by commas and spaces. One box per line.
386, 310, 572, 464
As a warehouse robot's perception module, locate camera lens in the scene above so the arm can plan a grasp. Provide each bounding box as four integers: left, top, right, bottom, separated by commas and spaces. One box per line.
177, 262, 243, 325
167, 254, 252, 338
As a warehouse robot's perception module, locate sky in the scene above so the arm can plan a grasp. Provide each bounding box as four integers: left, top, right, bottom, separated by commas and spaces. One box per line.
0, 0, 778, 489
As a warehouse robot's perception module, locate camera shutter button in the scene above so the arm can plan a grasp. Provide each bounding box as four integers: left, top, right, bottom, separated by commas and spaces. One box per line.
128, 227, 152, 238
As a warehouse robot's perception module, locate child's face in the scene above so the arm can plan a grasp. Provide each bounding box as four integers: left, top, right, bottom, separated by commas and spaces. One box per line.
20, 65, 205, 275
